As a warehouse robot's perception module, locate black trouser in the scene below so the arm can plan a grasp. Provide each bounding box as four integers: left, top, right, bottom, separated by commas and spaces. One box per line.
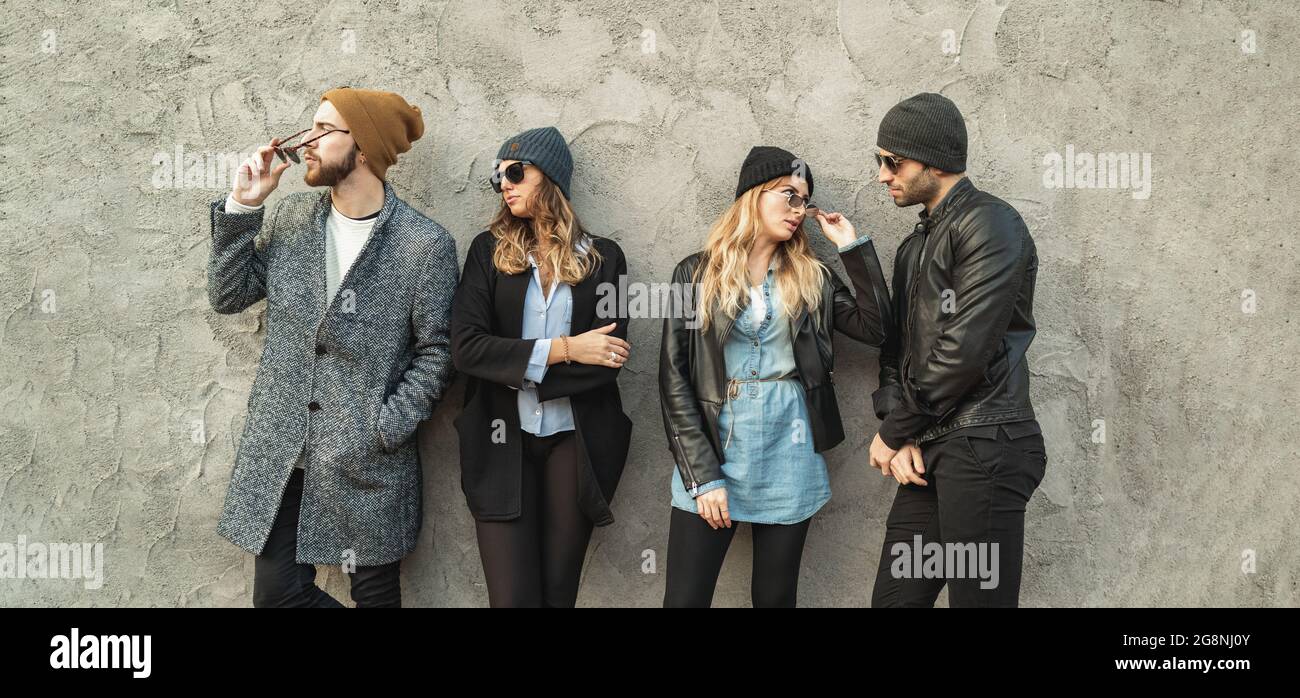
473, 429, 594, 608
252, 467, 402, 608
871, 423, 1047, 608
663, 506, 813, 608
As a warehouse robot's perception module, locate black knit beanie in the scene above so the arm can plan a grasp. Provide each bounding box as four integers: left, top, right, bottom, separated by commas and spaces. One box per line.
876, 93, 967, 173
735, 146, 813, 199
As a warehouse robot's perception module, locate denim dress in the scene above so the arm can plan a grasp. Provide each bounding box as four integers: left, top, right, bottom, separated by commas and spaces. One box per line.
670, 260, 832, 525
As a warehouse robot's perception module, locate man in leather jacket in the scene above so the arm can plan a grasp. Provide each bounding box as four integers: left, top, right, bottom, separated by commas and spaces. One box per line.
867, 93, 1048, 607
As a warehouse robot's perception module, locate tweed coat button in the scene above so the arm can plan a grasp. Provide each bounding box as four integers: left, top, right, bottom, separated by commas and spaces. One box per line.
308, 401, 321, 411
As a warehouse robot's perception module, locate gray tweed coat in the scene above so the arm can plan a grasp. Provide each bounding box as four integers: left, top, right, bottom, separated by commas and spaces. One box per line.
207, 181, 458, 565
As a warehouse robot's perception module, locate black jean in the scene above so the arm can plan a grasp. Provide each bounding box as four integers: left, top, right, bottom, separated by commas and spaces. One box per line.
871, 422, 1047, 608
663, 506, 813, 608
473, 429, 595, 608
252, 467, 402, 608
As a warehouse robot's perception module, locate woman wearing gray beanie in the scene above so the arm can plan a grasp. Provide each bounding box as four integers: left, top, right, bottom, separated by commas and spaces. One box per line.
450, 127, 632, 608
660, 146, 894, 607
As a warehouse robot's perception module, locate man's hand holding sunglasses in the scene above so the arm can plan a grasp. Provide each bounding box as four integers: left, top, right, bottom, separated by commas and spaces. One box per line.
232, 138, 292, 208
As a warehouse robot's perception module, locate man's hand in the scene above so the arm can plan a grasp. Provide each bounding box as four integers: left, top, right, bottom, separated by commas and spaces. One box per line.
869, 432, 899, 478
231, 138, 291, 207
889, 443, 927, 486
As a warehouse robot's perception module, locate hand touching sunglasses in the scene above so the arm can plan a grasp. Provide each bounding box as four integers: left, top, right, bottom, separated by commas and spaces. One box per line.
273, 128, 352, 164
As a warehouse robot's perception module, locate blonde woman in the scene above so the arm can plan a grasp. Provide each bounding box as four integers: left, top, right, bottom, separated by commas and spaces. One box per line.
451, 127, 632, 607
660, 146, 892, 607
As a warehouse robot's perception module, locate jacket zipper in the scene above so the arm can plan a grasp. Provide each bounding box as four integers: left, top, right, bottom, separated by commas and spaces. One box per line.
671, 428, 701, 494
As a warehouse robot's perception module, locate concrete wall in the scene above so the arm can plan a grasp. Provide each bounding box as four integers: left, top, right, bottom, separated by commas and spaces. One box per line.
1, 0, 1296, 607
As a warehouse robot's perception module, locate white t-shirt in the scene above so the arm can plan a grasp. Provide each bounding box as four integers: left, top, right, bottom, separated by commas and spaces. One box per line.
749, 285, 767, 331
323, 204, 377, 302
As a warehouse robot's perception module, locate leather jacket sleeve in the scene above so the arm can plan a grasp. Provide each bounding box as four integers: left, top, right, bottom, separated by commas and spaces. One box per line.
830, 237, 893, 347
879, 203, 1033, 449
872, 243, 910, 421
658, 258, 725, 492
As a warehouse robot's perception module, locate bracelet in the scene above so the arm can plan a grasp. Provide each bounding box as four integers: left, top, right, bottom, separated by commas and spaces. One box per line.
560, 335, 571, 364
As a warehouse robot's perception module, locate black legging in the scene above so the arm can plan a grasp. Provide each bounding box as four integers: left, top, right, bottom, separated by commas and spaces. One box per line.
473, 429, 594, 607
663, 506, 812, 608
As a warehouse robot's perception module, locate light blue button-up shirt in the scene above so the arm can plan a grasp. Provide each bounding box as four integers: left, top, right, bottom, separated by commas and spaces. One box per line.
517, 237, 591, 436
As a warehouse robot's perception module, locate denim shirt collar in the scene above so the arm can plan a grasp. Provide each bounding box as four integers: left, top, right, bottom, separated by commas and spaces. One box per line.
753, 254, 777, 295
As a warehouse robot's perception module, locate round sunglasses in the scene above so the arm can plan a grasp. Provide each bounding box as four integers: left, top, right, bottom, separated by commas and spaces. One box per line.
763, 188, 817, 213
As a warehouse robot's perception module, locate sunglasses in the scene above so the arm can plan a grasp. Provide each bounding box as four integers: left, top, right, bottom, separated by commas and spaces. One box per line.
273, 127, 352, 164
490, 160, 533, 193
875, 152, 909, 174
763, 188, 817, 213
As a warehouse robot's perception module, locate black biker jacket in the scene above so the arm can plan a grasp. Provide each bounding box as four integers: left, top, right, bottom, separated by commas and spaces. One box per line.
659, 240, 893, 494
873, 177, 1040, 449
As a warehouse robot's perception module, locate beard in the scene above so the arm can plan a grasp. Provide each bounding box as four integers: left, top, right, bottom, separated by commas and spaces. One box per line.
304, 147, 359, 187
892, 167, 940, 207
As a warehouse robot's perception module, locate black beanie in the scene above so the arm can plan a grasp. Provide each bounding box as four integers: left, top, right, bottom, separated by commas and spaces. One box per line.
735, 146, 813, 199
876, 93, 967, 173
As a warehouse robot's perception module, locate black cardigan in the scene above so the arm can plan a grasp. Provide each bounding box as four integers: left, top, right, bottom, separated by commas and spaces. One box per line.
449, 230, 631, 525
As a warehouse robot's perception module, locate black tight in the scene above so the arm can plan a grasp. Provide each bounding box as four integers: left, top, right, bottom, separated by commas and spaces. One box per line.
474, 430, 594, 607
663, 506, 812, 608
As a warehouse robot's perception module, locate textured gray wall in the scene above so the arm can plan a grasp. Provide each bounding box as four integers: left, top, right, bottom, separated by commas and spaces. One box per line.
1, 0, 1296, 607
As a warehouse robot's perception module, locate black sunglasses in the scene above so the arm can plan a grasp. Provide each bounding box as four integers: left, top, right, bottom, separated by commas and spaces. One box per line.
490, 160, 533, 193
875, 152, 908, 174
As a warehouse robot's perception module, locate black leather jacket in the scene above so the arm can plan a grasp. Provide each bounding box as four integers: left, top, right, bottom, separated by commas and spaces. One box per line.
659, 240, 893, 494
872, 177, 1040, 448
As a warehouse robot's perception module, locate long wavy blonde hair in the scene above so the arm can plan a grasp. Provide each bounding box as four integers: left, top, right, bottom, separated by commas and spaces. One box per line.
694, 176, 828, 331
490, 174, 602, 281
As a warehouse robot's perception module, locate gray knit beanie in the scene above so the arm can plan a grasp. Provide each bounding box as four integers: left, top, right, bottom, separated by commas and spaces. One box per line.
876, 93, 967, 173
496, 126, 574, 199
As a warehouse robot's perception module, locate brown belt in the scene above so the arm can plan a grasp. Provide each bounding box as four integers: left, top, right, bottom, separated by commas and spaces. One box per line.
721, 371, 798, 449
